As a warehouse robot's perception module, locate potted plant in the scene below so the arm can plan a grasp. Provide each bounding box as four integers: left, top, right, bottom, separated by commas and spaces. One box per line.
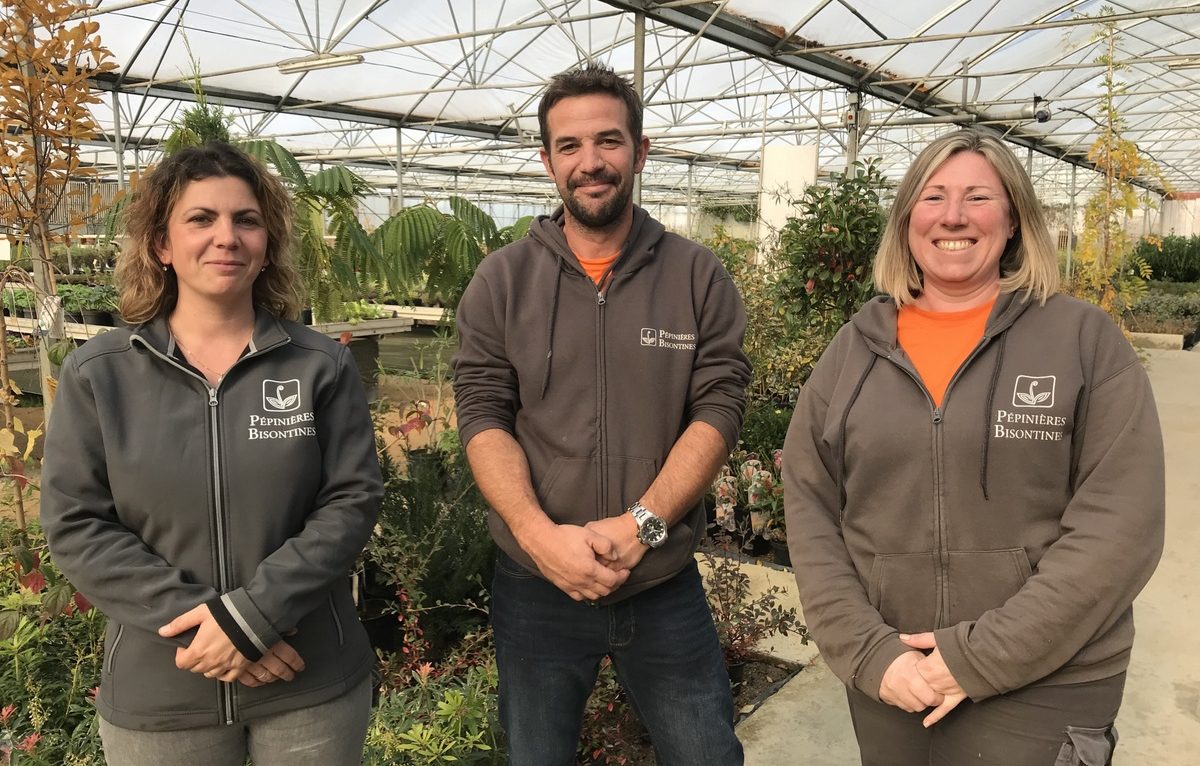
3, 287, 34, 318
55, 283, 87, 323
710, 449, 785, 557
78, 284, 117, 326
701, 550, 806, 692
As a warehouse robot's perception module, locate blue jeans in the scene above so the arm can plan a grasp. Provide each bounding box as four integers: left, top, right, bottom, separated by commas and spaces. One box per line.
491, 552, 743, 766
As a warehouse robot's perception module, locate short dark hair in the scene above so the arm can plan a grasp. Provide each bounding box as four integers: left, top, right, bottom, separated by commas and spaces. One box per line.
538, 62, 643, 151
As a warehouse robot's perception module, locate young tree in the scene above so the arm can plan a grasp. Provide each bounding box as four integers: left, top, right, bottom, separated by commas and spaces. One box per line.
0, 0, 116, 419
1072, 7, 1169, 322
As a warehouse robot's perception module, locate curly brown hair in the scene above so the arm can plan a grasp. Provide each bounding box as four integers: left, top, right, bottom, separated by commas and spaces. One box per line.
117, 141, 303, 323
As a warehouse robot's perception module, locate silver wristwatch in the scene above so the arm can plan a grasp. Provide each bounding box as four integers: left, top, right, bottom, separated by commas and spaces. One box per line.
629, 501, 668, 548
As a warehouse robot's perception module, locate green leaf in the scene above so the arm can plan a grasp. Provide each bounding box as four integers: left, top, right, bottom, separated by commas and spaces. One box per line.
13, 544, 34, 574
0, 609, 20, 641
238, 139, 306, 186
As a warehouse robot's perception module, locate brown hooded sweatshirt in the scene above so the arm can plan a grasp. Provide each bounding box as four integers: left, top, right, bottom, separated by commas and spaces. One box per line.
454, 206, 751, 602
783, 291, 1164, 702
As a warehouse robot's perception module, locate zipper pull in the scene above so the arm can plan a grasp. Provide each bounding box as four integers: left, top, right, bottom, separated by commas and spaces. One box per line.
932, 407, 943, 424
596, 292, 606, 306
208, 388, 218, 407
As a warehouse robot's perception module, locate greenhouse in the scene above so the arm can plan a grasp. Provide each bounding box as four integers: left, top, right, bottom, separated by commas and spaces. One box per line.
2, 1, 1199, 764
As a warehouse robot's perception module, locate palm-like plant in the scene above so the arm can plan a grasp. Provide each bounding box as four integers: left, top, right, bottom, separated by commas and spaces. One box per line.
372, 196, 532, 311
241, 139, 391, 321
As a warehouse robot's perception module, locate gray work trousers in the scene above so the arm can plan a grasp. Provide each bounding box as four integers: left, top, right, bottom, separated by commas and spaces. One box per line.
846, 672, 1124, 765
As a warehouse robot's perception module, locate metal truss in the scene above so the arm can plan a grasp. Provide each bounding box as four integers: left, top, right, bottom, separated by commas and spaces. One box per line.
69, 0, 1200, 216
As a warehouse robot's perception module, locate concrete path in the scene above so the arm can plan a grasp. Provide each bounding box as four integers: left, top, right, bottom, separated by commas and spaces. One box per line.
737, 347, 1200, 764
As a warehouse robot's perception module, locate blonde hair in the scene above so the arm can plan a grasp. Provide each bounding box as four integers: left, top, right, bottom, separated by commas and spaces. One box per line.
873, 129, 1059, 306
117, 141, 303, 323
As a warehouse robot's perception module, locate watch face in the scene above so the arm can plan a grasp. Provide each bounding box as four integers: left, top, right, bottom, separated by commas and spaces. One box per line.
640, 516, 668, 546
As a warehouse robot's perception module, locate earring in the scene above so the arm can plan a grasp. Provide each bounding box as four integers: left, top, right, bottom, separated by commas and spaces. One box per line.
161, 264, 169, 272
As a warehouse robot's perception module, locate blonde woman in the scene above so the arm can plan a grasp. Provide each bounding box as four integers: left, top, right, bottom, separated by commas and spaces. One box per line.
784, 130, 1163, 765
41, 142, 382, 765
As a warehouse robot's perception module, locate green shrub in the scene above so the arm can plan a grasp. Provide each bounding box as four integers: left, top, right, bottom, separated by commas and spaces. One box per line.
773, 160, 885, 332
364, 429, 494, 656
1146, 279, 1200, 296
364, 637, 503, 766
1125, 290, 1200, 336
0, 522, 106, 766
1135, 236, 1200, 283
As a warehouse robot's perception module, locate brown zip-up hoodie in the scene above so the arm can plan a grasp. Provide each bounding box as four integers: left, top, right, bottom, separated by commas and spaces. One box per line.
453, 206, 750, 601
783, 291, 1164, 702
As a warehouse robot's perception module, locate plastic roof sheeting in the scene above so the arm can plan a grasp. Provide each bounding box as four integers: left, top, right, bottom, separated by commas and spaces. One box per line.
77, 1, 1200, 210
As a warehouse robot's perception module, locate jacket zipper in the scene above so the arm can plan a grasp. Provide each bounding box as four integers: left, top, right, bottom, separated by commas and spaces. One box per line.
206, 384, 236, 725
134, 334, 288, 726
886, 335, 992, 628
595, 283, 608, 521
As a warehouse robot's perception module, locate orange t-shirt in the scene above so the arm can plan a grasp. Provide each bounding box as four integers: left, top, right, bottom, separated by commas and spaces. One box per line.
897, 299, 995, 407
576, 252, 620, 286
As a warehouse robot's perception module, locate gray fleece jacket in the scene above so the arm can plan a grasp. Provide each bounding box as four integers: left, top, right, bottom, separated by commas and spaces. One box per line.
784, 292, 1164, 702
453, 206, 751, 601
41, 309, 382, 730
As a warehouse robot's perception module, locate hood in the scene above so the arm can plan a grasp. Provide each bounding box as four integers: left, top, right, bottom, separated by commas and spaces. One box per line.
528, 204, 667, 280
525, 204, 667, 399
849, 290, 1035, 356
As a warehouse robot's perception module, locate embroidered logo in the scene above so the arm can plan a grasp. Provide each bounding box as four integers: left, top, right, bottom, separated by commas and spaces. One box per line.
262, 379, 301, 412
1012, 375, 1055, 408
640, 327, 696, 351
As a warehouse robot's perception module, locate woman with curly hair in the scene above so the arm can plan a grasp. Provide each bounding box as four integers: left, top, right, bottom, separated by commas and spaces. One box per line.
41, 141, 382, 765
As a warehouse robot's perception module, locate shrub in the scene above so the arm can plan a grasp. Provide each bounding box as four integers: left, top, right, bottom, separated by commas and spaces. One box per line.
363, 427, 494, 657
773, 160, 885, 333
1135, 235, 1200, 283
0, 522, 106, 766
701, 550, 807, 666
364, 634, 503, 766
1125, 290, 1200, 337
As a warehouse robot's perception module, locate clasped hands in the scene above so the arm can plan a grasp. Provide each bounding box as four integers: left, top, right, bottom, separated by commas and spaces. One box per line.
879, 632, 967, 728
526, 516, 649, 602
159, 604, 304, 688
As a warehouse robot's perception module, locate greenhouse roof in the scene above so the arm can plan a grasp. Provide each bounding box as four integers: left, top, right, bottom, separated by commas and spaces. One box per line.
80, 0, 1200, 208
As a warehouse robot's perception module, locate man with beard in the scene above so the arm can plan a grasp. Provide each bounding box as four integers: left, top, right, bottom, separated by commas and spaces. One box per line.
453, 63, 751, 765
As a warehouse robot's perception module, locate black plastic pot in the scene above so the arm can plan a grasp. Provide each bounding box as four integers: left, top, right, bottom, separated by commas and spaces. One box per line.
727, 659, 746, 696
80, 309, 114, 326
770, 539, 792, 567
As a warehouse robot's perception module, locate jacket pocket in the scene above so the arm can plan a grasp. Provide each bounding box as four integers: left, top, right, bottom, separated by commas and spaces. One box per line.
327, 593, 344, 647
867, 552, 937, 633
610, 455, 657, 511
1053, 724, 1118, 766
104, 623, 125, 675
537, 457, 596, 523
946, 548, 1033, 625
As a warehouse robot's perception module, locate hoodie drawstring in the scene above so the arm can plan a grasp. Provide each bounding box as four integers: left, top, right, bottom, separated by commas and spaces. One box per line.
979, 332, 1007, 500
539, 267, 563, 400
837, 354, 877, 517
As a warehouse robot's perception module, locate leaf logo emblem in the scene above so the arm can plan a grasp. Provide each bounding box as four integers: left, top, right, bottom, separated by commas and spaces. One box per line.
262, 379, 302, 412
1011, 375, 1055, 409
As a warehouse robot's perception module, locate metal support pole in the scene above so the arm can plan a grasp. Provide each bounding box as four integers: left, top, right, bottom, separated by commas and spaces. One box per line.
1026, 146, 1034, 174
394, 127, 404, 214
846, 91, 860, 169
1066, 164, 1077, 280
113, 90, 126, 190
686, 160, 694, 238
633, 12, 645, 207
